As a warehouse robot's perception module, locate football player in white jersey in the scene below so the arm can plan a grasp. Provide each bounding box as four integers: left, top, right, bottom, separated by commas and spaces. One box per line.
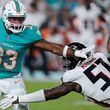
1, 42, 110, 109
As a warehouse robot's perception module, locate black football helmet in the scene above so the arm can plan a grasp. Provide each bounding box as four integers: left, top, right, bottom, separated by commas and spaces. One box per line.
63, 42, 91, 70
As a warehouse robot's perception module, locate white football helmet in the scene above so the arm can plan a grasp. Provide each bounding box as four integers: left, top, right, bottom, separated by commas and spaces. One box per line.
63, 42, 93, 70
2, 0, 27, 33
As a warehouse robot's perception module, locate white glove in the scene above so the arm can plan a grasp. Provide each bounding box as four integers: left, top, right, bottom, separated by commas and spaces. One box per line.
75, 45, 95, 58
0, 95, 18, 110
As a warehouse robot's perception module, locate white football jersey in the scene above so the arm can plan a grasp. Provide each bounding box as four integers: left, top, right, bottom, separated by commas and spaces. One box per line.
62, 53, 110, 105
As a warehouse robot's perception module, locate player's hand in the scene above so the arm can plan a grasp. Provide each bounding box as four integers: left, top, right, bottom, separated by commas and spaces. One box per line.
0, 95, 18, 110
74, 45, 95, 58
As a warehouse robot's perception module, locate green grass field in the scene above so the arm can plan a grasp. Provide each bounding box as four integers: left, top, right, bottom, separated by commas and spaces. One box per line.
7, 81, 105, 110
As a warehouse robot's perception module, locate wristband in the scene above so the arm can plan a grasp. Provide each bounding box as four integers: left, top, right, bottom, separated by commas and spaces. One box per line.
63, 46, 69, 57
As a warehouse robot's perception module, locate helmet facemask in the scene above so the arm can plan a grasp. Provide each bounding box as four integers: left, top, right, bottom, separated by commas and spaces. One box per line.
2, 0, 27, 33
8, 17, 26, 33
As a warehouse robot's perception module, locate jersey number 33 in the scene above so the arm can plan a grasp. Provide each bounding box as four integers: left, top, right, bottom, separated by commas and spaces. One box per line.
0, 47, 18, 70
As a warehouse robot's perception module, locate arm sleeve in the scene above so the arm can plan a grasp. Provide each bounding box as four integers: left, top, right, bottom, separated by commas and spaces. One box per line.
19, 89, 46, 103
33, 27, 43, 42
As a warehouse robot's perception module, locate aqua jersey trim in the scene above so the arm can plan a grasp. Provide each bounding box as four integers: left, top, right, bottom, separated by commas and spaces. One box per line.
0, 71, 21, 79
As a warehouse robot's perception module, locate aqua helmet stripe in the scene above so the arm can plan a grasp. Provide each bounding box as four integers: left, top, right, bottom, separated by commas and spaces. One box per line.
13, 0, 20, 12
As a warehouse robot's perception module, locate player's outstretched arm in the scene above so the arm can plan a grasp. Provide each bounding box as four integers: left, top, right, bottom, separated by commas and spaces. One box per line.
34, 39, 95, 58
0, 82, 81, 109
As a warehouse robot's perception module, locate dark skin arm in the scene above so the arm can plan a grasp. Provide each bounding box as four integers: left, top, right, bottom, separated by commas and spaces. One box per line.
44, 82, 82, 101
14, 82, 110, 107
14, 82, 81, 104
44, 82, 110, 107
107, 36, 110, 53
34, 39, 74, 58
10, 81, 110, 107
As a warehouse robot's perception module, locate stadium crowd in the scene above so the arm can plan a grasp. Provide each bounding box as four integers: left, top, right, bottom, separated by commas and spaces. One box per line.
0, 0, 110, 78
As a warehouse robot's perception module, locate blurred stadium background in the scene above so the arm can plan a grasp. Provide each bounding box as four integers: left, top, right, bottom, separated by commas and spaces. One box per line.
0, 0, 110, 110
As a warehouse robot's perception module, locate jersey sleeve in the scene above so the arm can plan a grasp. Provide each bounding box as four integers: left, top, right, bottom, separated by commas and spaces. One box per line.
62, 67, 84, 83
95, 53, 109, 64
31, 26, 42, 42
20, 25, 43, 46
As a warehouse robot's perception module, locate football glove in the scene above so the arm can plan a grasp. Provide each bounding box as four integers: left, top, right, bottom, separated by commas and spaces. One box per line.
74, 45, 95, 58
0, 95, 18, 110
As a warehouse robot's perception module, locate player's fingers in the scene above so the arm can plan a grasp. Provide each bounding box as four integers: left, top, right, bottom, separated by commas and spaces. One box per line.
83, 45, 95, 53
4, 95, 12, 98
0, 100, 7, 106
0, 103, 8, 109
0, 101, 11, 110
1, 103, 11, 110
0, 98, 9, 105
4, 95, 9, 97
